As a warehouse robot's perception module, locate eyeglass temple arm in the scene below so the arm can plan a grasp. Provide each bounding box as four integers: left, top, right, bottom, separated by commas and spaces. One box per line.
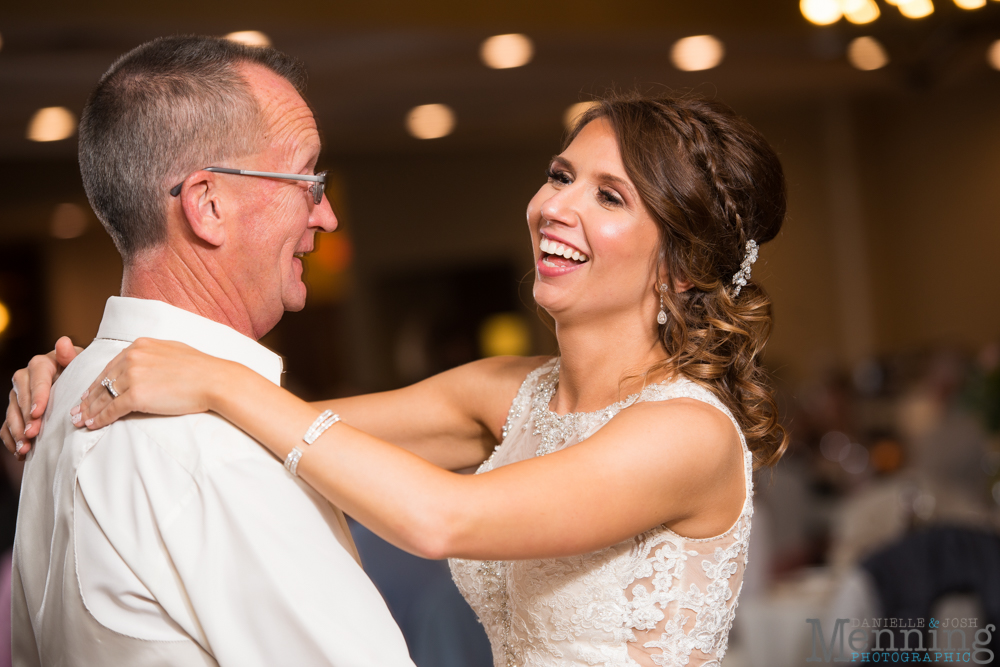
204, 167, 324, 182
169, 167, 324, 197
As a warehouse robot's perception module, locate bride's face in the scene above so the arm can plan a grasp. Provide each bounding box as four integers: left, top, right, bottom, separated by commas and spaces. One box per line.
527, 118, 662, 323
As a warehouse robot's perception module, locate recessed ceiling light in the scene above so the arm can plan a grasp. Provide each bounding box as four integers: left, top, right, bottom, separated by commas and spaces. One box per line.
844, 0, 881, 23
50, 203, 89, 239
847, 36, 890, 70
953, 0, 985, 8
563, 101, 598, 131
670, 35, 725, 72
480, 34, 534, 69
224, 31, 271, 47
897, 0, 935, 18
27, 107, 76, 142
987, 40, 1000, 70
405, 104, 455, 140
801, 0, 844, 25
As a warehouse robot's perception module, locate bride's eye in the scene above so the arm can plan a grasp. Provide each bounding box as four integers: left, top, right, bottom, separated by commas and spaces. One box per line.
598, 187, 623, 207
546, 167, 572, 185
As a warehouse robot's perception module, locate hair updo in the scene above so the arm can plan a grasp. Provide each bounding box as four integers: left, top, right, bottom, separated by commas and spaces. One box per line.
567, 92, 788, 468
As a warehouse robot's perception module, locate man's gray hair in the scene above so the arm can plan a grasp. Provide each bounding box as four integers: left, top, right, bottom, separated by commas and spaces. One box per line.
78, 35, 307, 262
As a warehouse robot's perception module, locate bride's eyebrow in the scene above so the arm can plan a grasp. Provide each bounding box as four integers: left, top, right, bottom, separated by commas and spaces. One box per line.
549, 156, 573, 171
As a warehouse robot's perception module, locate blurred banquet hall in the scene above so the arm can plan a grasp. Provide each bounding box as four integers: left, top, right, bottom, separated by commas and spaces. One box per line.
0, 1, 999, 665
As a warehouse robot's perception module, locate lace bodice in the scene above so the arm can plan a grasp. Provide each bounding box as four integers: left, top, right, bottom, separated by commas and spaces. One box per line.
449, 359, 754, 667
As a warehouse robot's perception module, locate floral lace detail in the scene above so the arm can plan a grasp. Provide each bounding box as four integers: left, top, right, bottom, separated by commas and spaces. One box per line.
450, 358, 754, 667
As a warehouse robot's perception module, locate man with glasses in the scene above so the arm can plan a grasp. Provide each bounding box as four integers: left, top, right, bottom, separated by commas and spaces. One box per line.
9, 35, 414, 666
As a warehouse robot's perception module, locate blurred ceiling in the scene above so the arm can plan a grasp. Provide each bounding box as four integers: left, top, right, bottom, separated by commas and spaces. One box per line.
1, 0, 999, 159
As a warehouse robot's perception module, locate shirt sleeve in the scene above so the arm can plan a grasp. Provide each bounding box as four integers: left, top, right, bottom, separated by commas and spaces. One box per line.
76, 413, 415, 667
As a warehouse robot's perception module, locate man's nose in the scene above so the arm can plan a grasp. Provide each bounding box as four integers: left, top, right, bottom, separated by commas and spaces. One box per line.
311, 194, 338, 233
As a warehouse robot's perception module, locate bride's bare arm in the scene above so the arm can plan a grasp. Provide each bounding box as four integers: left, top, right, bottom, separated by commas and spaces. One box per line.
3, 337, 538, 470
304, 361, 540, 471
75, 341, 745, 561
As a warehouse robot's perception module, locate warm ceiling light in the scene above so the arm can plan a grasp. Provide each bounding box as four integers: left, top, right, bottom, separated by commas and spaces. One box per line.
224, 31, 271, 47
480, 33, 534, 69
988, 40, 1000, 70
844, 0, 881, 23
50, 203, 88, 239
405, 104, 455, 139
0, 301, 8, 336
897, 0, 935, 17
953, 0, 986, 7
563, 101, 599, 131
27, 107, 76, 142
847, 36, 890, 70
801, 0, 844, 24
670, 35, 725, 71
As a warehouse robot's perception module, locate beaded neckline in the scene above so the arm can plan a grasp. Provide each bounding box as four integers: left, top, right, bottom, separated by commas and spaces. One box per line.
530, 359, 669, 457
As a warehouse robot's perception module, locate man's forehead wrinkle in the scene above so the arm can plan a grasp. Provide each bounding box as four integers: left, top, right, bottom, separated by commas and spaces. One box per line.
240, 62, 319, 163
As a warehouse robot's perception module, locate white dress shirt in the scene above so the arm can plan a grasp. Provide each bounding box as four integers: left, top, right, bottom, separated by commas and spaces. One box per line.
12, 296, 415, 667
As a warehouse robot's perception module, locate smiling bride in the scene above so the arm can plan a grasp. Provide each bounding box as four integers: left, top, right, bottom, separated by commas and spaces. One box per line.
8, 92, 787, 667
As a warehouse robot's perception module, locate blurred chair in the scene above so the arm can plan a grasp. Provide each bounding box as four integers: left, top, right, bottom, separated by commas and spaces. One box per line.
861, 526, 1000, 657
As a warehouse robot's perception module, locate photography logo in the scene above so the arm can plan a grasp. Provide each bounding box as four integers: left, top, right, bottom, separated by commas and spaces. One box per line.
806, 617, 995, 664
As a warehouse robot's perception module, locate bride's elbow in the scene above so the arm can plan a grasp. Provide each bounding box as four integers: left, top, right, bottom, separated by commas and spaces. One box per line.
402, 504, 474, 561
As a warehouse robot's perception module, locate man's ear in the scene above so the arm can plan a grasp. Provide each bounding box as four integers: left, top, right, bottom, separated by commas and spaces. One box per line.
177, 171, 227, 247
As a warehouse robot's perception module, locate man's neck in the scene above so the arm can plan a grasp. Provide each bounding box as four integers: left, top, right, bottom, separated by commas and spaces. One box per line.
122, 246, 262, 340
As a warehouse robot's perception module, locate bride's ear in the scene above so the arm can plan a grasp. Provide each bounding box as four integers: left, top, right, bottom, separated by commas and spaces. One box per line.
177, 171, 226, 247
656, 261, 693, 295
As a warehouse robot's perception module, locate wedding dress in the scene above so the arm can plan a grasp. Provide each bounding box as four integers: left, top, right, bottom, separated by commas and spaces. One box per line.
450, 359, 754, 667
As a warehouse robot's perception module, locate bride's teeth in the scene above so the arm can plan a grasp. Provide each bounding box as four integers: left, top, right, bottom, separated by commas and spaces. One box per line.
540, 238, 551, 253
572, 251, 581, 261
562, 247, 575, 259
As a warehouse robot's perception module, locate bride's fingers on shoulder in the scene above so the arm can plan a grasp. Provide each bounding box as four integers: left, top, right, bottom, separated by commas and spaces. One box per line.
54, 336, 80, 367
83, 388, 136, 430
12, 368, 38, 439
4, 390, 30, 458
0, 422, 24, 461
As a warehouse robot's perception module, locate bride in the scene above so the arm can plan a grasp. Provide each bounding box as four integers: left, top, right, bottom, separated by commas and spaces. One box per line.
5, 93, 787, 666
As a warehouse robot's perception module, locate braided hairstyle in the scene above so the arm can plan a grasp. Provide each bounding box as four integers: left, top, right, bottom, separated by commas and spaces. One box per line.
568, 93, 788, 468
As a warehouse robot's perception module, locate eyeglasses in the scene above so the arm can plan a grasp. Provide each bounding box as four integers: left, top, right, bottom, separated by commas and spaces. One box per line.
169, 167, 328, 205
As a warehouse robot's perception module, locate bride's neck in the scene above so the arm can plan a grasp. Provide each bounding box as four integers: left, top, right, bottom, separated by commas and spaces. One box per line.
551, 316, 667, 414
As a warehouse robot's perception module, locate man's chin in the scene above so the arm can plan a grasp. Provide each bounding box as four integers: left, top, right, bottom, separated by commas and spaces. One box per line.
282, 285, 308, 313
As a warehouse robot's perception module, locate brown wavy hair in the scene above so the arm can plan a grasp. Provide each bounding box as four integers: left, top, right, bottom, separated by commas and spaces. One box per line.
568, 93, 788, 468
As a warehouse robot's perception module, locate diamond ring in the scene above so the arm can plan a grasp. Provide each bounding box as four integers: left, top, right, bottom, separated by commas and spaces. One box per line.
101, 377, 119, 399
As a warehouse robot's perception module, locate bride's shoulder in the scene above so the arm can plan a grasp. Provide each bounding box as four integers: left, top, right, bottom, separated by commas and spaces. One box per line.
461, 355, 554, 393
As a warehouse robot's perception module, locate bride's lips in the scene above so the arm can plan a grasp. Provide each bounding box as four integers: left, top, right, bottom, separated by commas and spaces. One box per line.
537, 233, 589, 277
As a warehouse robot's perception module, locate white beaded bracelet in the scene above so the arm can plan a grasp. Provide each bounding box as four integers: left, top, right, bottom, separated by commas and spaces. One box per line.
304, 410, 341, 445
284, 446, 305, 477
285, 410, 342, 478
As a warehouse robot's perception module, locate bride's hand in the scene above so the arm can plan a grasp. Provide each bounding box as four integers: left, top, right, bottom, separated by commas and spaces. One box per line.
2, 336, 81, 459
74, 338, 230, 429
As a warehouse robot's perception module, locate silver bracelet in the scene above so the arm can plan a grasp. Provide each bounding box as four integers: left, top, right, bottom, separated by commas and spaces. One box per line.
285, 411, 342, 477
284, 446, 305, 477
303, 410, 341, 445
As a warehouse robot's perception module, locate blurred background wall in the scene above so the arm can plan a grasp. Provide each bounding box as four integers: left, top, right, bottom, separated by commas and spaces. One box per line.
1, 2, 999, 665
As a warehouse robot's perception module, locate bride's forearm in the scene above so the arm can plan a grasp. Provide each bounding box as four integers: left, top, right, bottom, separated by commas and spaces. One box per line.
208, 367, 469, 559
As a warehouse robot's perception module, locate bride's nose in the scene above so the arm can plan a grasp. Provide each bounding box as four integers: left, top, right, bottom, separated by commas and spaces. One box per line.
540, 187, 580, 229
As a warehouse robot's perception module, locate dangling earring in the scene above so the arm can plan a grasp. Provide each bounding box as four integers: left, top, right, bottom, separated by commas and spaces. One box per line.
657, 284, 668, 325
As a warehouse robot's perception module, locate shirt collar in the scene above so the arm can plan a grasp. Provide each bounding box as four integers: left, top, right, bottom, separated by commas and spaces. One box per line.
95, 296, 283, 385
